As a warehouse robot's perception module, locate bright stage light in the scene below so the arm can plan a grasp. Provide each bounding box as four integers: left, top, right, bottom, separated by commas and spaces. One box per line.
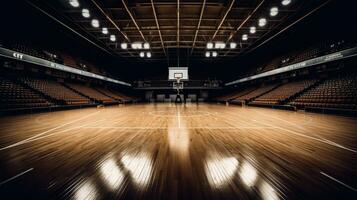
207, 42, 213, 49
82, 9, 90, 18
139, 52, 145, 57
146, 52, 151, 58
242, 34, 248, 41
120, 43, 127, 49
250, 26, 256, 34
69, 0, 79, 8
229, 42, 237, 49
205, 52, 210, 57
110, 35, 116, 42
143, 42, 150, 49
212, 51, 218, 57
258, 18, 267, 27
102, 27, 108, 34
91, 19, 99, 28
282, 0, 291, 6
270, 7, 279, 16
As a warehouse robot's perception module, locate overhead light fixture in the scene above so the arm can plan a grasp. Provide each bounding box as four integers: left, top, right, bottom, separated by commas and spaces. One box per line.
214, 42, 226, 49
258, 18, 267, 27
120, 42, 127, 49
91, 19, 99, 28
146, 52, 152, 58
205, 52, 210, 57
242, 34, 248, 41
207, 42, 213, 49
229, 42, 237, 49
143, 42, 150, 49
102, 27, 108, 34
249, 26, 256, 34
212, 51, 218, 57
139, 52, 145, 58
131, 42, 143, 49
110, 35, 116, 42
82, 9, 90, 18
282, 0, 291, 6
270, 7, 279, 16
69, 0, 79, 7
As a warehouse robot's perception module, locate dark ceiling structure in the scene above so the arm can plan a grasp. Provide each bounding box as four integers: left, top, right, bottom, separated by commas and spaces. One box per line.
28, 0, 329, 64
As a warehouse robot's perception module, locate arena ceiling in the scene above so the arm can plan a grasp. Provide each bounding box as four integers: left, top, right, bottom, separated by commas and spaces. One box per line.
28, 0, 329, 64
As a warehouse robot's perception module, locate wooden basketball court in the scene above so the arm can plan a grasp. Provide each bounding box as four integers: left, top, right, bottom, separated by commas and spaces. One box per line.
0, 103, 356, 199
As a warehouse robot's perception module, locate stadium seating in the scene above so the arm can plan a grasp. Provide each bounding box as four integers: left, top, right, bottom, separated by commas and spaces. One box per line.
231, 84, 279, 104
0, 77, 52, 110
251, 80, 317, 105
216, 87, 256, 102
21, 78, 91, 106
290, 75, 357, 110
66, 83, 117, 104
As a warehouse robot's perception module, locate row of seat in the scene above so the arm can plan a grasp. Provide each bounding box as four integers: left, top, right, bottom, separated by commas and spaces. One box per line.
65, 83, 117, 104
220, 75, 357, 111
21, 78, 91, 105
251, 80, 317, 105
290, 76, 357, 110
0, 76, 136, 111
231, 84, 278, 103
0, 77, 53, 110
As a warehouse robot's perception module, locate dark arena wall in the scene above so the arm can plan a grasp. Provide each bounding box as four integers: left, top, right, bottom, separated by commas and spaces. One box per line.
0, 0, 357, 200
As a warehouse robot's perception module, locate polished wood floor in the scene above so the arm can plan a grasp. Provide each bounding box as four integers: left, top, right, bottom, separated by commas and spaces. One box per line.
0, 103, 356, 200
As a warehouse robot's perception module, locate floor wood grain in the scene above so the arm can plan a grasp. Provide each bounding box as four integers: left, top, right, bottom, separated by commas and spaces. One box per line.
0, 103, 356, 199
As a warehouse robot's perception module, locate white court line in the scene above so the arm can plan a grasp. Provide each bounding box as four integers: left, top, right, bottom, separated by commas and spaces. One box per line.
0, 111, 101, 151
79, 126, 276, 129
320, 172, 357, 192
0, 168, 34, 186
273, 126, 357, 153
246, 110, 357, 153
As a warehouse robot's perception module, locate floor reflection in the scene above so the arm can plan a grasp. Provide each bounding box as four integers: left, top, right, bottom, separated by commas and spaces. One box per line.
74, 180, 98, 200
239, 160, 258, 188
99, 158, 124, 191
121, 152, 153, 189
205, 156, 239, 188
260, 181, 280, 200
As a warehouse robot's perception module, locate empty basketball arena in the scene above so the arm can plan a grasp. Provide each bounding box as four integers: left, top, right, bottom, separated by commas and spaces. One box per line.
1, 0, 357, 199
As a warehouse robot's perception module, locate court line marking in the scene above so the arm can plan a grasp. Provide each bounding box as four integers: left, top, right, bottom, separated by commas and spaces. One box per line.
272, 125, 357, 153
0, 168, 34, 186
78, 126, 276, 129
0, 111, 101, 151
320, 172, 357, 192
246, 110, 357, 153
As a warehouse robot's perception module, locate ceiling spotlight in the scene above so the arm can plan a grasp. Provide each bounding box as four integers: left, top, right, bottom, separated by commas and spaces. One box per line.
258, 18, 267, 27
207, 42, 213, 49
82, 9, 90, 18
282, 0, 291, 6
110, 35, 116, 42
131, 42, 143, 49
242, 34, 248, 41
120, 42, 127, 49
214, 42, 226, 49
270, 7, 279, 16
139, 52, 145, 58
230, 42, 237, 49
91, 19, 99, 28
250, 26, 256, 34
205, 52, 210, 57
212, 51, 218, 57
146, 52, 152, 58
143, 42, 150, 49
69, 0, 79, 7
102, 27, 108, 34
